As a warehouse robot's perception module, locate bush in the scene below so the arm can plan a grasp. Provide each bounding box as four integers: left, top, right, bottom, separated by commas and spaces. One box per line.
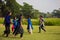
45, 18, 60, 26
0, 18, 60, 26
22, 18, 60, 26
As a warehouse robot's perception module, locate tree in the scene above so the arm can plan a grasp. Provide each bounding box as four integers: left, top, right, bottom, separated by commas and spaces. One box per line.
0, 0, 7, 17
5, 0, 22, 17
0, 0, 43, 18
52, 8, 60, 18
0, 0, 22, 17
31, 9, 40, 18
40, 12, 47, 18
22, 2, 33, 18
46, 12, 53, 18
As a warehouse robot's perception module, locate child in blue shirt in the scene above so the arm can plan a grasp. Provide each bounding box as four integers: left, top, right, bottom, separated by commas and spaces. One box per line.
27, 15, 33, 34
13, 14, 24, 39
12, 17, 17, 32
3, 11, 11, 37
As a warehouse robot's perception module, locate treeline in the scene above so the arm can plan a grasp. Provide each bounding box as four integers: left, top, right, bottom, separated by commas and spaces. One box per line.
41, 9, 60, 18
0, 0, 60, 18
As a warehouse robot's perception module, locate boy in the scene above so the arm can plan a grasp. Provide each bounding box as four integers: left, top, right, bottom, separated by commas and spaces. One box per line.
3, 11, 12, 37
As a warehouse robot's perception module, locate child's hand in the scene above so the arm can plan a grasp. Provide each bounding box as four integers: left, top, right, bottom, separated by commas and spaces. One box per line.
3, 23, 5, 25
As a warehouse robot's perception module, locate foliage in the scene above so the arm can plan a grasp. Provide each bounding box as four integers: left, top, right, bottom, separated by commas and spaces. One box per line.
0, 0, 60, 18
0, 18, 60, 26
0, 0, 22, 17
52, 9, 60, 18
31, 9, 40, 18
5, 0, 22, 17
22, 2, 32, 18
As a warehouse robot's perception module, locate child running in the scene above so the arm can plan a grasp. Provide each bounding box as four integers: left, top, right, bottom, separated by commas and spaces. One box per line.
12, 17, 17, 32
27, 15, 33, 34
39, 15, 46, 33
3, 11, 11, 37
13, 14, 24, 39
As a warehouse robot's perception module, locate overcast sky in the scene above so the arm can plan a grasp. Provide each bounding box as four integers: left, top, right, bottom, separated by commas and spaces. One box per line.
16, 0, 60, 13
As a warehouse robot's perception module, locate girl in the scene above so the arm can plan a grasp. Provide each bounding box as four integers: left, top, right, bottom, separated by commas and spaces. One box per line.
39, 15, 46, 33
12, 17, 17, 32
13, 14, 24, 39
27, 15, 33, 34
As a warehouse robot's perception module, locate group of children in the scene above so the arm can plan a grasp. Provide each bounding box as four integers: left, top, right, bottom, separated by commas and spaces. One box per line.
3, 11, 46, 39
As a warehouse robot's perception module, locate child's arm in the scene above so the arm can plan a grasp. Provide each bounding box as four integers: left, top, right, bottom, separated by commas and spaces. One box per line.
11, 19, 14, 24
20, 19, 23, 27
42, 18, 45, 22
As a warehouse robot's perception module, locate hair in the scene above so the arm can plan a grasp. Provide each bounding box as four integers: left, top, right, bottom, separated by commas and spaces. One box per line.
40, 15, 43, 18
20, 14, 22, 17
13, 16, 16, 20
18, 14, 23, 21
16, 14, 22, 18
27, 15, 31, 18
6, 11, 10, 15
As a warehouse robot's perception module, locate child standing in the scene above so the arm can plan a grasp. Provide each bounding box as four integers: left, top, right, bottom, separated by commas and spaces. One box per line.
27, 15, 33, 34
39, 15, 46, 33
13, 14, 24, 39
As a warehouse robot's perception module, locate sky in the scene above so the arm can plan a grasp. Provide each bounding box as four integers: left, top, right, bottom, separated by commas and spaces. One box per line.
16, 0, 60, 13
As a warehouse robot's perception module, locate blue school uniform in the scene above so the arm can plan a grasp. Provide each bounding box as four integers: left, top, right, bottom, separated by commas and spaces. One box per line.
13, 18, 24, 35
4, 15, 11, 36
27, 18, 33, 30
5, 15, 11, 24
13, 19, 17, 28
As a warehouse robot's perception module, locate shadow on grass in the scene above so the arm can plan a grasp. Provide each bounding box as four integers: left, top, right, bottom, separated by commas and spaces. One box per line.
0, 35, 21, 39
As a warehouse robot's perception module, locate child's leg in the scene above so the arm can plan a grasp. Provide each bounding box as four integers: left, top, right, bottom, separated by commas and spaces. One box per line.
14, 32, 18, 36
39, 27, 41, 33
3, 27, 7, 35
29, 28, 32, 34
3, 24, 7, 36
28, 29, 30, 33
6, 27, 10, 37
20, 33, 23, 38
13, 29, 18, 36
13, 29, 16, 34
12, 27, 14, 32
29, 26, 32, 34
41, 27, 46, 32
5, 27, 8, 37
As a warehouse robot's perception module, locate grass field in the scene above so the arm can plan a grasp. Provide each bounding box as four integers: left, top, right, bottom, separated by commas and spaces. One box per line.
0, 24, 60, 40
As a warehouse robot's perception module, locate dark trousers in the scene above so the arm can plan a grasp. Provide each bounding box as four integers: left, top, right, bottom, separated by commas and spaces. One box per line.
39, 24, 46, 32
13, 26, 24, 38
4, 23, 10, 37
14, 32, 23, 38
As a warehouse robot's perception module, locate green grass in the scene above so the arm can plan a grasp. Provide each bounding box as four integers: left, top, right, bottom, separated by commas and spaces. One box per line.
0, 18, 4, 24
0, 24, 60, 40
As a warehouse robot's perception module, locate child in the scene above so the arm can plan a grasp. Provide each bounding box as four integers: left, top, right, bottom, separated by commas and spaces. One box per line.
27, 15, 33, 34
3, 11, 11, 37
39, 15, 46, 33
13, 14, 24, 39
12, 17, 17, 32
